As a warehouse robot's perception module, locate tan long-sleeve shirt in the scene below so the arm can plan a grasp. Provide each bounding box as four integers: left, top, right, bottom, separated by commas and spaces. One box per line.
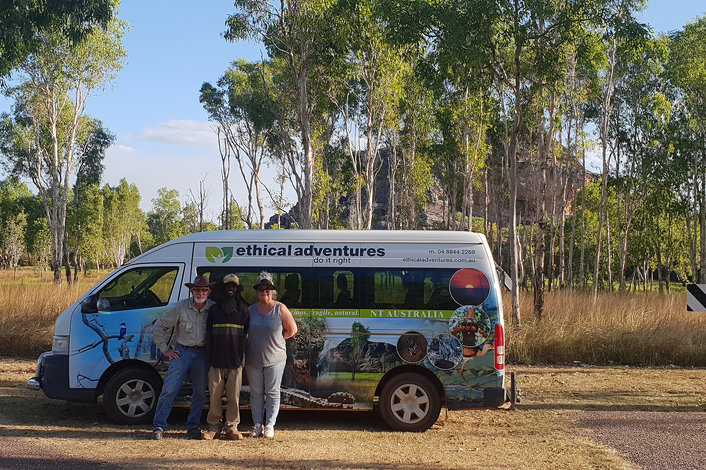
153, 297, 214, 352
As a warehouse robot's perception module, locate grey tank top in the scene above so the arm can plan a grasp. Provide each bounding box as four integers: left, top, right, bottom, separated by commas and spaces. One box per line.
245, 301, 286, 368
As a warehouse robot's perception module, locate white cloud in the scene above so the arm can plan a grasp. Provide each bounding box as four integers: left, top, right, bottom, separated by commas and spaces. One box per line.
127, 120, 217, 148
103, 143, 224, 215
102, 121, 296, 223
113, 144, 135, 152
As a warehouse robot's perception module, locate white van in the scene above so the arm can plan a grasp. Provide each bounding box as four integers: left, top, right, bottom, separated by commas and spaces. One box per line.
28, 230, 516, 431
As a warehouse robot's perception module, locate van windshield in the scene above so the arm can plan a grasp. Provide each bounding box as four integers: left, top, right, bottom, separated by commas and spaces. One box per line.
97, 267, 178, 311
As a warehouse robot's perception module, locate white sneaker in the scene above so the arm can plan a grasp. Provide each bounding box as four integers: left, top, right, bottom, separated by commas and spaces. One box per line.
251, 424, 263, 438
263, 425, 274, 438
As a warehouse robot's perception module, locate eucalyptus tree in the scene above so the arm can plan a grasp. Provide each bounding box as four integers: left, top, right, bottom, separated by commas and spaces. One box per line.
64, 119, 113, 281
608, 36, 670, 291
66, 182, 104, 278
384, 58, 436, 230
590, 0, 648, 297
0, 178, 31, 272
226, 0, 337, 228
564, 31, 603, 291
201, 59, 277, 229
668, 16, 706, 282
102, 179, 142, 268
0, 0, 113, 78
327, 0, 408, 229
0, 12, 125, 283
147, 188, 183, 246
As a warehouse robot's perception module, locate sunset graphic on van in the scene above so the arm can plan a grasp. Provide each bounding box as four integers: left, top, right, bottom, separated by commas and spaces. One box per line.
449, 268, 490, 306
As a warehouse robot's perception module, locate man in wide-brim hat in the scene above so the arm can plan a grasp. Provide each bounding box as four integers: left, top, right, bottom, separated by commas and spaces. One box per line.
151, 275, 215, 440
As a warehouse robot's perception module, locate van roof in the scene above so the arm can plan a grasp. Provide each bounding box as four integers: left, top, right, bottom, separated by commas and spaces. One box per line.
127, 230, 488, 264
165, 229, 486, 244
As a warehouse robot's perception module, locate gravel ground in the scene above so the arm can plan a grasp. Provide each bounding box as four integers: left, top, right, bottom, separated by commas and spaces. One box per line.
0, 436, 127, 470
575, 411, 706, 470
3, 411, 704, 469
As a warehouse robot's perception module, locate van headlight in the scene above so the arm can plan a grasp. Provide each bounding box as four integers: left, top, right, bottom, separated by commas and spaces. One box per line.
52, 335, 69, 354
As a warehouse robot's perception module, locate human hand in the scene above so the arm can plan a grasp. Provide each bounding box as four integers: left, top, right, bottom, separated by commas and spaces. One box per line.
163, 349, 180, 360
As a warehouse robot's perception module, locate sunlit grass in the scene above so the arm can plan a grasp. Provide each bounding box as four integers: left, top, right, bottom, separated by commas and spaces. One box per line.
1, 268, 705, 366
505, 290, 706, 366
0, 268, 109, 357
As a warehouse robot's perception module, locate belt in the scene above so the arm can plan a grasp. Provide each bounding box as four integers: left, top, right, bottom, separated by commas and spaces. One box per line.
178, 344, 205, 350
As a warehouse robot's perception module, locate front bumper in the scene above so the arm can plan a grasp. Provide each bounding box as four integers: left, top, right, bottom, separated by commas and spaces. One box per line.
27, 351, 97, 403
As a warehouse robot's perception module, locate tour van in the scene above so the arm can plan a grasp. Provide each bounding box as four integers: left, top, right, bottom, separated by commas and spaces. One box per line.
28, 230, 517, 432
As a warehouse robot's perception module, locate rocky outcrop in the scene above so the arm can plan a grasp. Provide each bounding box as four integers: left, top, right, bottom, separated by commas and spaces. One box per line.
317, 338, 401, 375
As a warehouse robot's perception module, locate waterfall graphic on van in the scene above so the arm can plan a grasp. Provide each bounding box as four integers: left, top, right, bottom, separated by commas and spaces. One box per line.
205, 247, 233, 263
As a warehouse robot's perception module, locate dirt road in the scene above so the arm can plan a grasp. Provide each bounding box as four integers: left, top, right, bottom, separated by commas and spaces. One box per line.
576, 411, 706, 470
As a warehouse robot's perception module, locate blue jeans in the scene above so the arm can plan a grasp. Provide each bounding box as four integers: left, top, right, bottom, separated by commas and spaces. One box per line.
152, 346, 208, 431
245, 361, 286, 427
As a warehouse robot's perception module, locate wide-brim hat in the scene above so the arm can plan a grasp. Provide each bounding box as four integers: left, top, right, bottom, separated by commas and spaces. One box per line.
253, 272, 275, 290
185, 275, 216, 289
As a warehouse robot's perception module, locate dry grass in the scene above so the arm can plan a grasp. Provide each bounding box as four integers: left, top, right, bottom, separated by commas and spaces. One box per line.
13, 358, 703, 469
0, 269, 108, 357
505, 290, 706, 366
1, 268, 705, 368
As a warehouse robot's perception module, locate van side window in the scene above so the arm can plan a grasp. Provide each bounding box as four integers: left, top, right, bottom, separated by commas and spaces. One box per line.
279, 273, 303, 307
362, 268, 457, 310
97, 267, 178, 311
425, 272, 455, 309
365, 270, 406, 308
332, 270, 354, 307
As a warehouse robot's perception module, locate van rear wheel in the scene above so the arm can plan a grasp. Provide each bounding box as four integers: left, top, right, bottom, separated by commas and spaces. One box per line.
104, 368, 161, 424
380, 372, 441, 432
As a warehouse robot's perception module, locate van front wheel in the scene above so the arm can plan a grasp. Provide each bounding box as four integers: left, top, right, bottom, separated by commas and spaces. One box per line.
380, 373, 441, 432
103, 368, 161, 424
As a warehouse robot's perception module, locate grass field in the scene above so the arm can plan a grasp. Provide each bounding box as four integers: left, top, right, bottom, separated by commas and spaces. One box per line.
0, 268, 705, 366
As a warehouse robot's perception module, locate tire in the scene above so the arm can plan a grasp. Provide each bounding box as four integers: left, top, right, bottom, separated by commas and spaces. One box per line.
103, 368, 161, 424
379, 372, 441, 432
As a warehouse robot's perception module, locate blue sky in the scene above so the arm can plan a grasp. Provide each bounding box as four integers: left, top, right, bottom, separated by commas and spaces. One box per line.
1, 1, 705, 220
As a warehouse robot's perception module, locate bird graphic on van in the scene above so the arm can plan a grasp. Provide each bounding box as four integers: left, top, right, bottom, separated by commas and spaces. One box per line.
205, 246, 234, 263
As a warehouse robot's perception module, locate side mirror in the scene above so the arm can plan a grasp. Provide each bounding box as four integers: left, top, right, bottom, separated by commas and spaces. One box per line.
495, 264, 513, 292
81, 294, 99, 313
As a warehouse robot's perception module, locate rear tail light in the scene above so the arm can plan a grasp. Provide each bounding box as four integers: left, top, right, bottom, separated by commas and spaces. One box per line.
494, 323, 505, 371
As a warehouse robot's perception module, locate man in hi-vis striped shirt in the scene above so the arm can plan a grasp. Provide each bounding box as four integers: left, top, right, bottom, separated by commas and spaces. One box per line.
203, 274, 250, 440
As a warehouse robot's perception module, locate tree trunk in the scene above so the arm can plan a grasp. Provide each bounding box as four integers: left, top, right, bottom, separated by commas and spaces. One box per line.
700, 162, 706, 283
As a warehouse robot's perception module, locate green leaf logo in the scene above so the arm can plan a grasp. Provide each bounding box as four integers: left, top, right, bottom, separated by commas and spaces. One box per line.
205, 246, 233, 263
205, 246, 223, 263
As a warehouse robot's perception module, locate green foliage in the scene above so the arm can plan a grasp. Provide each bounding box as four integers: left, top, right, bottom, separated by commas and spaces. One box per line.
0, 0, 114, 77
350, 321, 370, 347
0, 178, 31, 269
147, 187, 183, 246
102, 179, 142, 266
0, 5, 125, 282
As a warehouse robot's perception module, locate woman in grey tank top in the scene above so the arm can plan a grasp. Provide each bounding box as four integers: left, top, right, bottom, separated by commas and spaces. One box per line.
245, 272, 298, 438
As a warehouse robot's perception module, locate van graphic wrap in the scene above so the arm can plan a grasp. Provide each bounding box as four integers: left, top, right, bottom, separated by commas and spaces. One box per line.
35, 231, 509, 430
195, 246, 503, 411
70, 307, 168, 388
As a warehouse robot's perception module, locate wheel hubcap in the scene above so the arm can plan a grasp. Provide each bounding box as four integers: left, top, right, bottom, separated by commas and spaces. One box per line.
115, 379, 155, 418
389, 383, 429, 424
